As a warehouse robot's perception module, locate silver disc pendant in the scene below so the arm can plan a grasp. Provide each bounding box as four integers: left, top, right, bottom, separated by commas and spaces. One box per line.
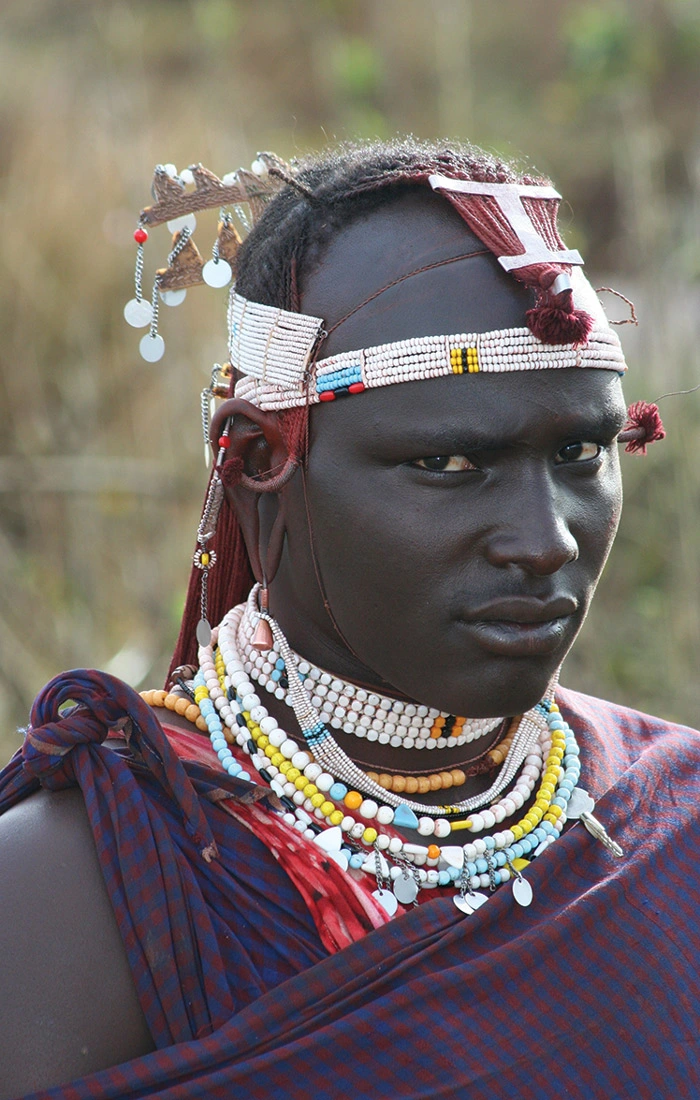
512, 876, 533, 907
196, 618, 212, 648
453, 896, 474, 915
566, 787, 596, 820
393, 874, 418, 905
466, 891, 489, 909
167, 212, 197, 234
124, 298, 153, 328
203, 258, 233, 288
373, 889, 398, 917
160, 288, 187, 307
139, 333, 165, 362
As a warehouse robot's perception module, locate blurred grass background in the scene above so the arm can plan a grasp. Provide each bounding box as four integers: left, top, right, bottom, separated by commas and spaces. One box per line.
1, 0, 699, 759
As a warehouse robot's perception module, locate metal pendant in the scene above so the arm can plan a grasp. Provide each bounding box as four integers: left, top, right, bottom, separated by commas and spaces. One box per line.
373, 889, 398, 917
453, 896, 474, 915
196, 618, 212, 647
124, 297, 153, 327
393, 873, 418, 905
512, 876, 533, 907
566, 786, 596, 819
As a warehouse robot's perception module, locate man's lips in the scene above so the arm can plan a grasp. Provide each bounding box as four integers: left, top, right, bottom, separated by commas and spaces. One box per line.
455, 596, 579, 656
461, 596, 579, 624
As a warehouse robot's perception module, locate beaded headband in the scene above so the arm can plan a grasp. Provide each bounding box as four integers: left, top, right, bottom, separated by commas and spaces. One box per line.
229, 268, 626, 412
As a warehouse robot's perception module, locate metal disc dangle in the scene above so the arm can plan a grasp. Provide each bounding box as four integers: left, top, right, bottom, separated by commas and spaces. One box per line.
160, 288, 187, 307
167, 213, 197, 234
124, 297, 153, 328
566, 787, 596, 819
393, 873, 418, 905
196, 618, 212, 648
139, 333, 165, 362
373, 889, 398, 917
512, 876, 533, 907
203, 258, 233, 288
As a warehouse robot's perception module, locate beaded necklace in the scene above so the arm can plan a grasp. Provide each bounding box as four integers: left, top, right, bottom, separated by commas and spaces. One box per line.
191, 598, 606, 913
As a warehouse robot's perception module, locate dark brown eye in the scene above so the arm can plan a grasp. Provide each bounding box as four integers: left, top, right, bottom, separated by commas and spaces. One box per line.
555, 442, 601, 464
414, 455, 477, 471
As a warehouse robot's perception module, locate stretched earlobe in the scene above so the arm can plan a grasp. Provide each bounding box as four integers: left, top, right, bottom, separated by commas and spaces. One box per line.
211, 398, 295, 585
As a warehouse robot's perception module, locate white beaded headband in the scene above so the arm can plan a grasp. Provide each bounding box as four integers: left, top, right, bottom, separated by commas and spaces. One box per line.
229, 267, 627, 413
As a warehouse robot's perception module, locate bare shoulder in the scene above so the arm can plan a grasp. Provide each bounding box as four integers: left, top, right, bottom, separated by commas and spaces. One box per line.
0, 787, 154, 1098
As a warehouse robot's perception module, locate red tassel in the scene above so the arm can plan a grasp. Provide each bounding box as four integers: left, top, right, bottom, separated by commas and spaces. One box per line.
619, 401, 666, 455
526, 304, 594, 347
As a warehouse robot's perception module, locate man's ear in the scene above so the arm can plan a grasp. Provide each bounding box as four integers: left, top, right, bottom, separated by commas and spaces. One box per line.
210, 399, 293, 584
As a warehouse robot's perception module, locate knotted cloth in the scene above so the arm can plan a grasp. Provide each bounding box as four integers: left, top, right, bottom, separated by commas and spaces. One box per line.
2, 673, 700, 1098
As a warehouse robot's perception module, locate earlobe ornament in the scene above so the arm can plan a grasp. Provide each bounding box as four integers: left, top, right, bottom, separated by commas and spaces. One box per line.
192, 419, 231, 648
252, 582, 274, 653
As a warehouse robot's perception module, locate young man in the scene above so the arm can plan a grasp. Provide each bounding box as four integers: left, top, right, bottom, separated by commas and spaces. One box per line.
0, 141, 695, 1098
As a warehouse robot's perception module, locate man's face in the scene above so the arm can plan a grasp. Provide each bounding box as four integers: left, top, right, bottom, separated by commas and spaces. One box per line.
270, 189, 627, 717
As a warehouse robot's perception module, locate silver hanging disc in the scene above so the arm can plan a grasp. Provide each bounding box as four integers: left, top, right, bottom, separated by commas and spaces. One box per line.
167, 213, 197, 234
466, 890, 489, 909
196, 618, 212, 648
139, 333, 165, 362
124, 298, 153, 328
160, 288, 187, 307
512, 876, 533, 907
453, 896, 475, 915
566, 787, 596, 820
393, 874, 418, 905
203, 258, 233, 288
373, 889, 398, 917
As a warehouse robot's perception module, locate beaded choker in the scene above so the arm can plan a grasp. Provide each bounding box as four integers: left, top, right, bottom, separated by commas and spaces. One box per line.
238, 587, 502, 751
185, 590, 623, 915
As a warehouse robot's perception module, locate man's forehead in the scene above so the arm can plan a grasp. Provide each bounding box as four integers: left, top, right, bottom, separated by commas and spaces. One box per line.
301, 190, 534, 359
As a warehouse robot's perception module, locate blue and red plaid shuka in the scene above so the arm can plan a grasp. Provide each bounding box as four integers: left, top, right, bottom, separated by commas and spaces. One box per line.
2, 668, 700, 1098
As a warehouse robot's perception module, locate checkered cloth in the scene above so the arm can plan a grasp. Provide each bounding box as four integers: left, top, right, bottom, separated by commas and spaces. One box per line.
3, 670, 700, 1098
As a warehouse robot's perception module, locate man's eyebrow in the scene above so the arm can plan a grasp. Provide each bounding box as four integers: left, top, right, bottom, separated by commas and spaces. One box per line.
378, 405, 628, 451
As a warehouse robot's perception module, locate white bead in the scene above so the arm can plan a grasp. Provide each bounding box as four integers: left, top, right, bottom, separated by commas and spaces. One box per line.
292, 751, 311, 770
280, 739, 298, 758
292, 791, 306, 806
426, 870, 439, 884
376, 805, 394, 825
359, 799, 378, 820
433, 818, 451, 839
376, 833, 390, 850
469, 813, 484, 831
417, 817, 436, 836
351, 822, 366, 839
283, 782, 296, 798
241, 693, 260, 711
473, 838, 487, 855
480, 810, 496, 830
388, 836, 403, 854
316, 773, 334, 792
341, 815, 355, 832
304, 763, 322, 781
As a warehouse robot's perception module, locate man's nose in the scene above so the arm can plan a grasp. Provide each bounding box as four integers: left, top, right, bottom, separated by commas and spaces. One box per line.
483, 470, 579, 576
